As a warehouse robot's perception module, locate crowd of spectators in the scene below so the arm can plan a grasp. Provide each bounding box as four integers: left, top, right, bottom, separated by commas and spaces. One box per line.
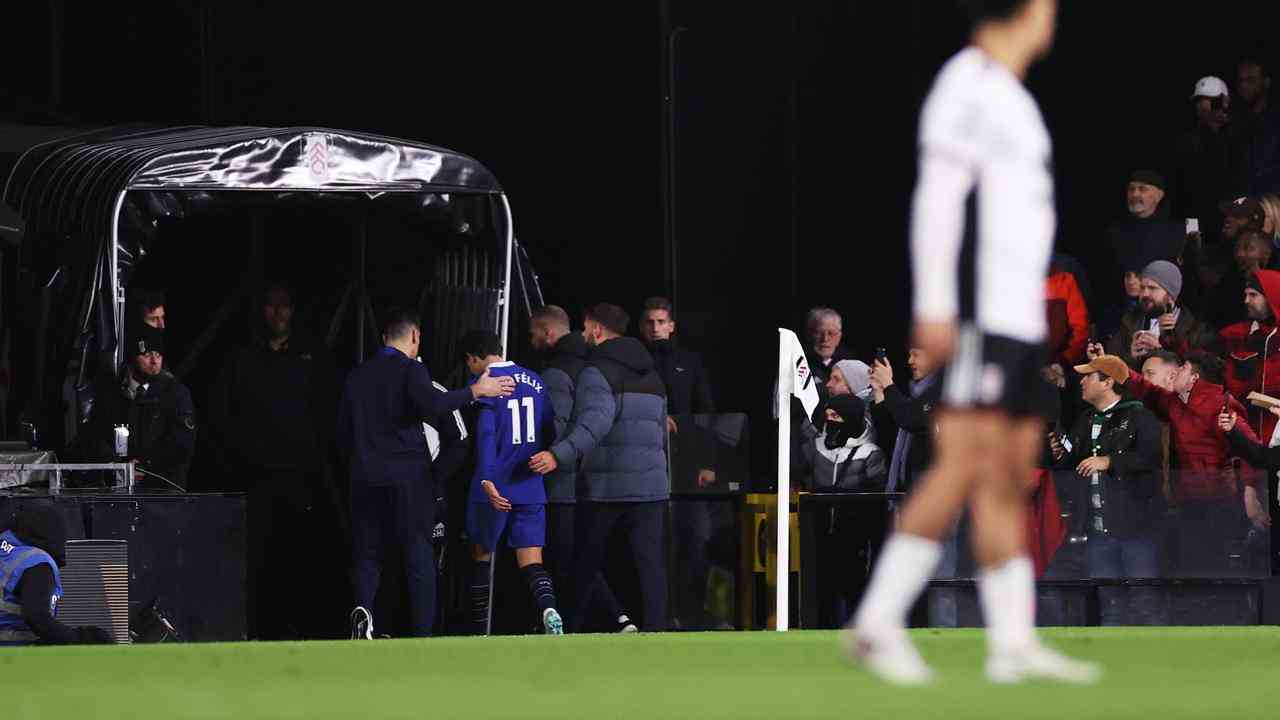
792, 60, 1280, 625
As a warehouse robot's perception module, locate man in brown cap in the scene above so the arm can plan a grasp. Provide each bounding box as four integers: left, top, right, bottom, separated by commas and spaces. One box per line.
1049, 354, 1163, 625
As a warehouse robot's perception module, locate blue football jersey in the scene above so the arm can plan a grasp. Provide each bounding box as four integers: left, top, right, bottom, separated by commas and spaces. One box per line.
469, 361, 555, 505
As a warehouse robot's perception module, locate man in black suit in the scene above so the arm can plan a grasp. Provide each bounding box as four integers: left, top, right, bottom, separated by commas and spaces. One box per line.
337, 308, 513, 638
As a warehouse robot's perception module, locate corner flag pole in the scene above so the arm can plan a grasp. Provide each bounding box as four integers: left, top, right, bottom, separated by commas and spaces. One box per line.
775, 329, 790, 631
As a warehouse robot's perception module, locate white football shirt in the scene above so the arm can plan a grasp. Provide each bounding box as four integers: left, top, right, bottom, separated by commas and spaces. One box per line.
911, 46, 1055, 343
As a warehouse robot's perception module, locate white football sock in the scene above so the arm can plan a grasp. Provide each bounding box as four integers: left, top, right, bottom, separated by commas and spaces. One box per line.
978, 555, 1036, 655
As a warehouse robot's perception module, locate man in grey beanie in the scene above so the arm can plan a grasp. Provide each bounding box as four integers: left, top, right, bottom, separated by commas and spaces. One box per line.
1105, 259, 1215, 369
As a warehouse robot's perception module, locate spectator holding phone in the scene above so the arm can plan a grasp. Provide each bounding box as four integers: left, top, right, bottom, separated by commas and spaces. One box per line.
1105, 261, 1214, 369
1217, 407, 1278, 532
869, 348, 942, 498
869, 347, 953, 626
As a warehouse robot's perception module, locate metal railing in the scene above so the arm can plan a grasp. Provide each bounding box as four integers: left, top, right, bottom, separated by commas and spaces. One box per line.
0, 462, 136, 493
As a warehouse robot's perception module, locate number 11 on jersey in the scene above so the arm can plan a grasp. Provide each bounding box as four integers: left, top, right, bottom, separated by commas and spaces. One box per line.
507, 397, 536, 444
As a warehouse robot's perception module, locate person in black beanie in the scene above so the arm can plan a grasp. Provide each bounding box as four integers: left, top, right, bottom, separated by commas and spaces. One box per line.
1100, 169, 1188, 311
80, 324, 196, 489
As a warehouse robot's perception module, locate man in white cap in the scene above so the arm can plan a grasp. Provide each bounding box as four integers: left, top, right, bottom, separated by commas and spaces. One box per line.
1106, 259, 1214, 369
1173, 76, 1238, 246
1193, 76, 1231, 132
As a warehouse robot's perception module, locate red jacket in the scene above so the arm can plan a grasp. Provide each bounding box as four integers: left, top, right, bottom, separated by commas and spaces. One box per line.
1220, 269, 1280, 442
1126, 369, 1262, 502
1026, 469, 1065, 578
1045, 271, 1089, 366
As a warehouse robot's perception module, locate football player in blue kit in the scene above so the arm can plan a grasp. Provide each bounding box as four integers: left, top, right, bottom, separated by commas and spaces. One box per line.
460, 330, 564, 635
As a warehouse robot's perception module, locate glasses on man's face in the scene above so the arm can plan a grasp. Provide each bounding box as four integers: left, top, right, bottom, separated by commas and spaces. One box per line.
1206, 95, 1228, 112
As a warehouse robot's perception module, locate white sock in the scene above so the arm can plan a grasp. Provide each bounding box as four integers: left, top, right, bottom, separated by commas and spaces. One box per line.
978, 555, 1036, 655
853, 533, 942, 628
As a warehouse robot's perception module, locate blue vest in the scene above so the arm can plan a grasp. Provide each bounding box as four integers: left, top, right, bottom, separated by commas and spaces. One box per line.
0, 530, 62, 645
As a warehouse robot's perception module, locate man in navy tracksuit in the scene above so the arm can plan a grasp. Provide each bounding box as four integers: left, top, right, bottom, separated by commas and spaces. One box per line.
529, 303, 670, 632
337, 308, 514, 638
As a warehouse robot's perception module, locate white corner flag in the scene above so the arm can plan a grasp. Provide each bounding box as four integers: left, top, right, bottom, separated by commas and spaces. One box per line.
775, 329, 820, 631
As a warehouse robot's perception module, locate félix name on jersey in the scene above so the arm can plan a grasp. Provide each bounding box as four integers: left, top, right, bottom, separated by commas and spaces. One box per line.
509, 371, 543, 394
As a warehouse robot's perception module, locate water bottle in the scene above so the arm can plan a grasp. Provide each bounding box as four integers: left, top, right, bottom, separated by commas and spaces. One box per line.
21, 421, 39, 450
113, 425, 130, 458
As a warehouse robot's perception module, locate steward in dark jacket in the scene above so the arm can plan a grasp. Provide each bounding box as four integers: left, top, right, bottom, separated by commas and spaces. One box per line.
81, 326, 195, 489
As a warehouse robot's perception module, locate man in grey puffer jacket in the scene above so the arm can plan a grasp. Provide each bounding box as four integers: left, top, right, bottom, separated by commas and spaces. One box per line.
530, 303, 669, 632
529, 304, 636, 633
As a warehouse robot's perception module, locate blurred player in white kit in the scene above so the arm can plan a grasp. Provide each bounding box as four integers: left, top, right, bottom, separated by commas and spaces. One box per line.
846, 0, 1100, 686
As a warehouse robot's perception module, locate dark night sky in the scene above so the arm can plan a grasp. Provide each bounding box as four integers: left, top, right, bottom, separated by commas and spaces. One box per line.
4, 1, 1280, 478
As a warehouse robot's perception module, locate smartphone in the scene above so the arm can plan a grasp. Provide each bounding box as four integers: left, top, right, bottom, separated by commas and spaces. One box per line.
1223, 388, 1231, 416
875, 347, 887, 362
1186, 218, 1200, 235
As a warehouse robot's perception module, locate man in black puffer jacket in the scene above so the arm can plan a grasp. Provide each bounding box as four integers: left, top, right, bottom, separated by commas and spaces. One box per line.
530, 303, 669, 632
1100, 170, 1187, 311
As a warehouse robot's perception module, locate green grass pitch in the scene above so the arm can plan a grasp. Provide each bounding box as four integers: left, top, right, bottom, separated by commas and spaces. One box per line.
5, 627, 1277, 719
